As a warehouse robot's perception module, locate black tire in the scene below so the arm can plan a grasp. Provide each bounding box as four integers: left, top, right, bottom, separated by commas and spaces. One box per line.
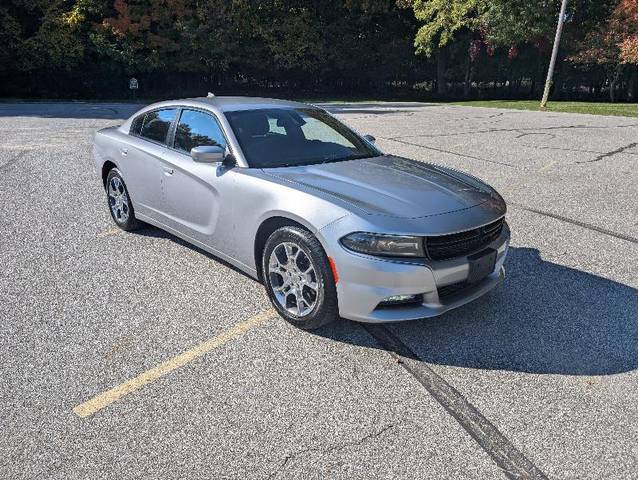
262, 226, 339, 330
105, 168, 141, 231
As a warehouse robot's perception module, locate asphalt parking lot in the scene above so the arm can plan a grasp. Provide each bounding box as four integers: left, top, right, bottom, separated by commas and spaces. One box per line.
1, 100, 637, 479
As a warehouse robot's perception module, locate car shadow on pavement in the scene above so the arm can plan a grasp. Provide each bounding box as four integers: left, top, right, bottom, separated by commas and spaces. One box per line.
314, 246, 638, 376
129, 225, 637, 376
132, 226, 260, 280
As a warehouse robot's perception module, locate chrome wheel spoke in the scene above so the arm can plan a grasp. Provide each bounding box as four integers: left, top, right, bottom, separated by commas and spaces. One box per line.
270, 264, 285, 275
283, 243, 299, 266
294, 291, 306, 316
272, 278, 290, 292
304, 278, 318, 291
269, 254, 286, 273
108, 176, 130, 223
268, 241, 320, 318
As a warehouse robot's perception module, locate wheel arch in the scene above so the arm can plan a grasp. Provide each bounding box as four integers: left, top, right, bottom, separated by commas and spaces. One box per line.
101, 160, 118, 189
254, 216, 311, 282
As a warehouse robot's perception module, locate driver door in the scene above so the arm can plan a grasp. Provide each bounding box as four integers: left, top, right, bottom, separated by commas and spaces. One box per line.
157, 108, 233, 249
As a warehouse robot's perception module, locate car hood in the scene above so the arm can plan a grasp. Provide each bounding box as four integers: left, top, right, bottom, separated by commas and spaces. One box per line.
262, 155, 497, 218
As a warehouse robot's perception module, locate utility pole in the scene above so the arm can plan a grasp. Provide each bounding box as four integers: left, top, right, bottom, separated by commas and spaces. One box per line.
540, 0, 569, 108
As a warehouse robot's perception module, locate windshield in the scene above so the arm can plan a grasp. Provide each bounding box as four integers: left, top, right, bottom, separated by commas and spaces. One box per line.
225, 108, 381, 168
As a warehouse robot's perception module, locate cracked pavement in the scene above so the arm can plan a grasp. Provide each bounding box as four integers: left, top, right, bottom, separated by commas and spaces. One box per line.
1, 101, 637, 479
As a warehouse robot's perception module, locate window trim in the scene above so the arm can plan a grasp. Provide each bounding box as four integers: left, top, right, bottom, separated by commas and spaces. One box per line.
128, 107, 179, 147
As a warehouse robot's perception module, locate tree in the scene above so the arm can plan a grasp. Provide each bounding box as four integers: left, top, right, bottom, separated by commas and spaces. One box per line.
571, 0, 638, 101
407, 0, 487, 56
484, 0, 560, 47
402, 0, 488, 95
0, 0, 634, 100
0, 0, 86, 74
616, 0, 638, 63
0, 6, 21, 75
87, 0, 197, 74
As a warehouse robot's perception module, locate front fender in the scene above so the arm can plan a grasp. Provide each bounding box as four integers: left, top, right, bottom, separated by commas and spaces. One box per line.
228, 169, 351, 273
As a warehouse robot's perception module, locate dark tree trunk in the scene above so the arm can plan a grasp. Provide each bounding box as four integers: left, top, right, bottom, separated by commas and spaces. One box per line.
463, 55, 472, 98
535, 52, 545, 97
529, 49, 545, 98
437, 47, 447, 96
628, 68, 637, 102
607, 65, 622, 102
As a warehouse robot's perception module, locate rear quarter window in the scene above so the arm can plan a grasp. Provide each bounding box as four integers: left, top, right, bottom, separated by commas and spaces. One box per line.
130, 114, 145, 135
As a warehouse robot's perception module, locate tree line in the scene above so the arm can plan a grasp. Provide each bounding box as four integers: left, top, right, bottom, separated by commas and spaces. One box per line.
1, 0, 637, 101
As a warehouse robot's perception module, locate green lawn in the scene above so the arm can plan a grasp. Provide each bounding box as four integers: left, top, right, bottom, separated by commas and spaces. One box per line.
449, 100, 638, 118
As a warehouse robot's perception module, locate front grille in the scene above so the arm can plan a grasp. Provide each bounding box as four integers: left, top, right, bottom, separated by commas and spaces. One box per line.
424, 218, 504, 260
437, 281, 470, 299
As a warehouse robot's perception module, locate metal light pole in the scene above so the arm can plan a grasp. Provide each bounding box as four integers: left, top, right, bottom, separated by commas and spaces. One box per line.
540, 0, 569, 108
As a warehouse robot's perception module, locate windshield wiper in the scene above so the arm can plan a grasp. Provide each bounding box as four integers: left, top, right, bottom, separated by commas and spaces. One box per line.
318, 153, 372, 164
264, 153, 376, 169
319, 154, 343, 164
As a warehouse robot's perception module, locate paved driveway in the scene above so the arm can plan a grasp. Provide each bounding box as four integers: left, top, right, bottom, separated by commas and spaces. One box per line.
1, 101, 636, 479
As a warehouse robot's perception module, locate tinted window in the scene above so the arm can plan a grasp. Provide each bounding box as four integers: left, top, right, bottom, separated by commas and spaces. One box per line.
139, 109, 177, 144
174, 110, 226, 153
301, 116, 356, 147
225, 108, 380, 168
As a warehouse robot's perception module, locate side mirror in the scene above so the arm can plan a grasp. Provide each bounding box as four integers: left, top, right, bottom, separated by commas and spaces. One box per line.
222, 153, 236, 168
191, 145, 225, 163
363, 134, 376, 144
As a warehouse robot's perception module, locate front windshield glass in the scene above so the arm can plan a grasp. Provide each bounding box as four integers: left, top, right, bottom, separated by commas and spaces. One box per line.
225, 108, 381, 168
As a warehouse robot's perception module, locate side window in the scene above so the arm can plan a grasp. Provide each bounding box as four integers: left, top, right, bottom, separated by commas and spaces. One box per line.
139, 109, 177, 144
174, 109, 227, 153
130, 114, 145, 135
267, 117, 286, 134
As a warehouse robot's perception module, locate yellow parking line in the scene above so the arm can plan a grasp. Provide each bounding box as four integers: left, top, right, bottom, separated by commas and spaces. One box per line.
73, 309, 275, 418
97, 228, 122, 238
537, 160, 556, 173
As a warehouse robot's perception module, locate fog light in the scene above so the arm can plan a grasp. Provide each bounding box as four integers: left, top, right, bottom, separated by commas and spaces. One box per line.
378, 293, 423, 308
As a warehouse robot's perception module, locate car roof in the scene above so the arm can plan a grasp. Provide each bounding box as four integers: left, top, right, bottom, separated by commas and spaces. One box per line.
118, 96, 321, 167
184, 96, 311, 112
119, 95, 317, 135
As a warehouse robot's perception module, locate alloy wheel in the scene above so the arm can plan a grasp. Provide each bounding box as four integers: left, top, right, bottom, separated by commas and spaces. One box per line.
108, 176, 130, 223
268, 242, 320, 317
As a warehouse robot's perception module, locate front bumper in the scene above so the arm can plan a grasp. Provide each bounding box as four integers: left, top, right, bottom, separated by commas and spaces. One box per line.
320, 221, 510, 323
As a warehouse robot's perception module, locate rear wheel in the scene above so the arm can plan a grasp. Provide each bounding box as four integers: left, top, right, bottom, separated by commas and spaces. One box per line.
262, 226, 338, 330
106, 168, 140, 231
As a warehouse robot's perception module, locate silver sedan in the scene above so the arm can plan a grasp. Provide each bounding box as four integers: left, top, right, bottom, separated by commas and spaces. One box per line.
93, 96, 509, 329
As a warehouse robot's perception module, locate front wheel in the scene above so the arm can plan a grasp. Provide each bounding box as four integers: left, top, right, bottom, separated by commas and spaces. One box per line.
262, 226, 339, 330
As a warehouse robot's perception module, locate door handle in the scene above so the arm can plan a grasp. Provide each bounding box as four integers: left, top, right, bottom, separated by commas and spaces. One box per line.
120, 148, 128, 156
163, 167, 174, 175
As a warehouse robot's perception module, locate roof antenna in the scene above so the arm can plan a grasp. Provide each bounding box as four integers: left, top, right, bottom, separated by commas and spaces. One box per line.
207, 92, 215, 98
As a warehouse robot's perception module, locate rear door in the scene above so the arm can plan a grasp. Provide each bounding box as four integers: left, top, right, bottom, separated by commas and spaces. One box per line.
122, 108, 178, 219
157, 108, 234, 248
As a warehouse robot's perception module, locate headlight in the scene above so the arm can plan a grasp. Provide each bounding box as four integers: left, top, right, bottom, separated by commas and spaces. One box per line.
340, 232, 424, 257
